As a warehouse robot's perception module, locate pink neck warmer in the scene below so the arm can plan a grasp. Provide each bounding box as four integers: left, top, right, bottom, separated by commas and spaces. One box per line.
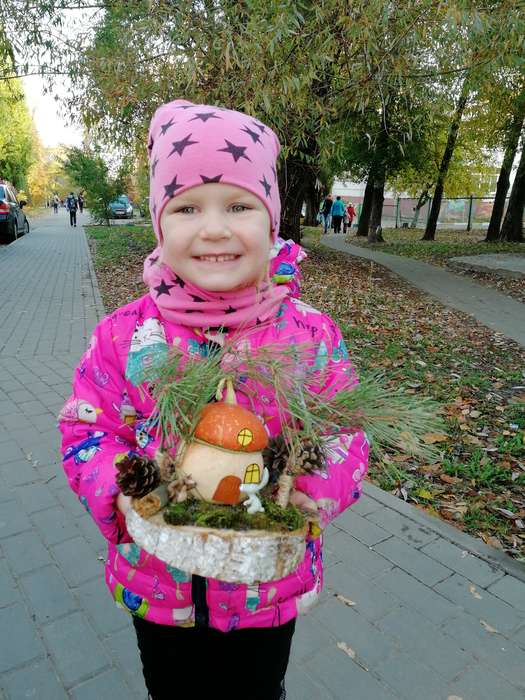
143, 99, 287, 329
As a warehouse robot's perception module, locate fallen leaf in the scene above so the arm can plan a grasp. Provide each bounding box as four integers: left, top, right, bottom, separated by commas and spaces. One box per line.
493, 508, 519, 520
337, 642, 356, 659
416, 488, 433, 500
480, 533, 503, 549
423, 432, 449, 444
469, 585, 483, 600
336, 642, 369, 671
440, 474, 462, 485
335, 594, 356, 607
480, 620, 499, 634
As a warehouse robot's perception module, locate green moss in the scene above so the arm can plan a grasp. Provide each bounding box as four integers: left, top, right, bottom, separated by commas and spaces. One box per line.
163, 498, 305, 532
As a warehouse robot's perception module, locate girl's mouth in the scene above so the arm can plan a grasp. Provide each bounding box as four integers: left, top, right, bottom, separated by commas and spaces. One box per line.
194, 255, 241, 263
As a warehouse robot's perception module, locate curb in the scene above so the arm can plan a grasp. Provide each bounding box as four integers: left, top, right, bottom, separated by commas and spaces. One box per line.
363, 481, 525, 582
81, 226, 107, 319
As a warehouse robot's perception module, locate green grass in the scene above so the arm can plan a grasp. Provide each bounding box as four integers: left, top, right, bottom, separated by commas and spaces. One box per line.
495, 431, 525, 458
345, 227, 525, 263
464, 507, 513, 538
85, 224, 156, 266
442, 450, 512, 489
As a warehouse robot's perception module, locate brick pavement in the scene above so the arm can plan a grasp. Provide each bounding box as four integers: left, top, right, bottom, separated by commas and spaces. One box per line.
1, 213, 524, 699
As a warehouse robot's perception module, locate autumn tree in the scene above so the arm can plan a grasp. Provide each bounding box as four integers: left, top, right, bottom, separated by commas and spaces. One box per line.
0, 60, 36, 188
499, 137, 525, 242
485, 81, 525, 241
63, 147, 128, 224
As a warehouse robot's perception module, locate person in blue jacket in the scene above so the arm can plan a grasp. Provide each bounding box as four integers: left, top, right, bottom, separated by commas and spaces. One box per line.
331, 196, 345, 233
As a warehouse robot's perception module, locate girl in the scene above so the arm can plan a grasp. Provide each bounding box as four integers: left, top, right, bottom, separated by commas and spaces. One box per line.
59, 100, 369, 700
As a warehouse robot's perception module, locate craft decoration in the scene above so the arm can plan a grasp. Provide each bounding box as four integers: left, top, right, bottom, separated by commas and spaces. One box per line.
122, 338, 446, 583
178, 377, 270, 514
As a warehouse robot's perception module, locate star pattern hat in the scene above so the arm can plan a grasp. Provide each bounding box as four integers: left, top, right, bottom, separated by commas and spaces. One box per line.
147, 99, 281, 242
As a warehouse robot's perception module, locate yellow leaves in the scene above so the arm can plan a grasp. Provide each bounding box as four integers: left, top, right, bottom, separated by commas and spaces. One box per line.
416, 488, 433, 500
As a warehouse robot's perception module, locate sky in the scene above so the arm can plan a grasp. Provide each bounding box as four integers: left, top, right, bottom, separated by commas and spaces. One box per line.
22, 75, 83, 148
20, 3, 97, 149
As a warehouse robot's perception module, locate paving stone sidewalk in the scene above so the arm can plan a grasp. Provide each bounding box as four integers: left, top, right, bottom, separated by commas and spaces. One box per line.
0, 214, 524, 700
320, 234, 525, 347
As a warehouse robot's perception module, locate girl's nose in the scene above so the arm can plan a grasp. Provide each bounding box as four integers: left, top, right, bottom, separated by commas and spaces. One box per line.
201, 213, 232, 239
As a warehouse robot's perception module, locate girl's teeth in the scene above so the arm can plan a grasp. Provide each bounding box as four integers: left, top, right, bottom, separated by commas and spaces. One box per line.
200, 255, 237, 262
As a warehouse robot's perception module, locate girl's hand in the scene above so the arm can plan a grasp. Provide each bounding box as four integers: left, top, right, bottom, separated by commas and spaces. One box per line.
289, 489, 318, 515
116, 493, 132, 515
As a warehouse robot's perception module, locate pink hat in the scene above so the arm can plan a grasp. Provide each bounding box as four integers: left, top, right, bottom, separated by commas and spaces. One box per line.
147, 99, 281, 242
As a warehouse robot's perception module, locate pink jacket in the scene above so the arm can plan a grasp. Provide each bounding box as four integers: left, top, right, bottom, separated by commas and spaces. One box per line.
59, 294, 369, 631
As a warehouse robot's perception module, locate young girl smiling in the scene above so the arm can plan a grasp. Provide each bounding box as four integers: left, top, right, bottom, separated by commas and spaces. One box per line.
59, 99, 369, 700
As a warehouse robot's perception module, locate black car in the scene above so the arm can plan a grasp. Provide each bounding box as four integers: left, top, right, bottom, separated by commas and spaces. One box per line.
0, 183, 29, 243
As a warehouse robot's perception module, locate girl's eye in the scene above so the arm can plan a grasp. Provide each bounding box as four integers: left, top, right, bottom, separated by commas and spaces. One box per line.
176, 206, 195, 214
231, 204, 249, 213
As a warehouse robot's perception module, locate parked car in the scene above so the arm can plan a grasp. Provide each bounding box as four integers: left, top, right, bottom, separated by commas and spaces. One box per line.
108, 195, 134, 219
0, 183, 29, 243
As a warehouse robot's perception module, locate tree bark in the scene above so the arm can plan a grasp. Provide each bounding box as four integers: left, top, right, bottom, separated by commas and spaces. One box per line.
303, 178, 322, 226
411, 183, 433, 227
356, 172, 374, 236
486, 105, 525, 241
278, 156, 316, 242
423, 81, 470, 241
368, 170, 385, 239
499, 139, 525, 242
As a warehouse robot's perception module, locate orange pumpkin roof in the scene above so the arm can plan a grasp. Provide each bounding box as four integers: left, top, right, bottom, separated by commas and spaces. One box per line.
194, 402, 268, 452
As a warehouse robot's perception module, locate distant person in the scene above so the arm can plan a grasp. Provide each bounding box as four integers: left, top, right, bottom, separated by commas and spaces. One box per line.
53, 194, 59, 214
321, 194, 333, 234
331, 196, 345, 234
78, 193, 84, 214
66, 192, 78, 227
344, 202, 356, 233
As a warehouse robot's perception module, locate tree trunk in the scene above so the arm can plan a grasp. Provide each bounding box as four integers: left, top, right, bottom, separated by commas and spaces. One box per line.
303, 178, 322, 226
357, 173, 374, 236
368, 171, 385, 239
411, 183, 433, 227
278, 157, 315, 242
499, 139, 525, 242
486, 107, 525, 241
423, 81, 470, 241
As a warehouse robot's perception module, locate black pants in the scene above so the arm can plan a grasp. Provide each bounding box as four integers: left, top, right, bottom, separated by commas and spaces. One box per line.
133, 616, 295, 700
332, 214, 343, 233
69, 210, 77, 226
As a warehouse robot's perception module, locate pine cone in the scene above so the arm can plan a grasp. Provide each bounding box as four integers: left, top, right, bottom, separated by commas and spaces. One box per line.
288, 441, 326, 475
263, 435, 289, 482
116, 455, 161, 498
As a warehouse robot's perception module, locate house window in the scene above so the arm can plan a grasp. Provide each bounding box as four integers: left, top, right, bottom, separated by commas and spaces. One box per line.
244, 464, 260, 484
237, 428, 253, 447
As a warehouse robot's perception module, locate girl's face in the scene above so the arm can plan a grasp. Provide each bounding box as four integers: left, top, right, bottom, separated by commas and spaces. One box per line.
159, 183, 272, 292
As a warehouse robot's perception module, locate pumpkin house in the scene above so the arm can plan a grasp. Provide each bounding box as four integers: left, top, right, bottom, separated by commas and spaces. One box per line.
179, 392, 270, 512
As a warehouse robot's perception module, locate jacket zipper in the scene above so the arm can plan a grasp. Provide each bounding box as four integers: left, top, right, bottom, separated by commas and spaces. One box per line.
192, 574, 209, 628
